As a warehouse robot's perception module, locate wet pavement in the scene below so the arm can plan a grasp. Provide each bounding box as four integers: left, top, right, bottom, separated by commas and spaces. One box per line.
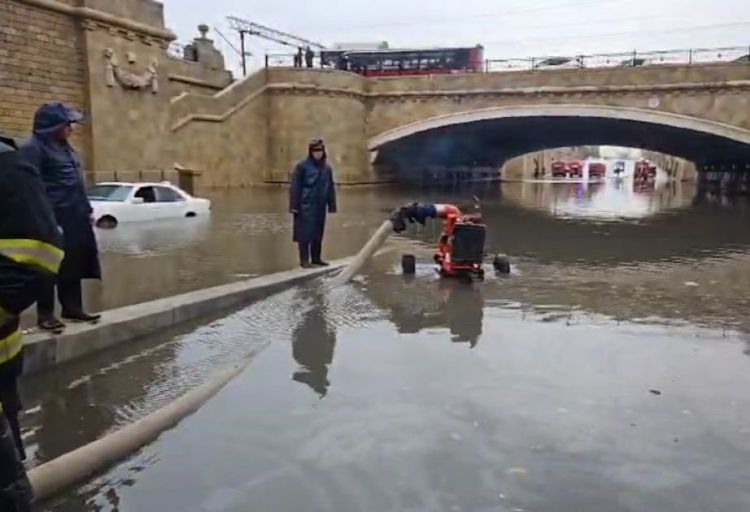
23, 180, 750, 512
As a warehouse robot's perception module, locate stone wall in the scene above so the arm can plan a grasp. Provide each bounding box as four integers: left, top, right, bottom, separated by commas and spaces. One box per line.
82, 17, 173, 179
265, 69, 369, 183
170, 69, 372, 188
166, 58, 232, 96
0, 0, 87, 155
0, 0, 235, 185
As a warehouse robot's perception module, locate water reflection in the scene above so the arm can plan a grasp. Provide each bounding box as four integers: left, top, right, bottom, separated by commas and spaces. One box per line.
291, 287, 337, 397
377, 273, 485, 348
504, 180, 694, 222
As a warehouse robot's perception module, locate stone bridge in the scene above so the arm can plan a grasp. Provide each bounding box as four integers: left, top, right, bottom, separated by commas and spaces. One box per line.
2, 0, 750, 189
172, 64, 750, 187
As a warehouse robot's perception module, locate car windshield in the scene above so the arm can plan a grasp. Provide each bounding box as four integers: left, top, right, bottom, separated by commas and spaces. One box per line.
87, 185, 133, 202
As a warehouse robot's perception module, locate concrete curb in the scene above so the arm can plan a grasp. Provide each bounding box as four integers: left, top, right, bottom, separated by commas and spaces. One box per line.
23, 259, 349, 375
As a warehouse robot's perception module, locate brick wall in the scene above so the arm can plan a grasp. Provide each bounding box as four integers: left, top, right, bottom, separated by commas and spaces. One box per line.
0, 0, 86, 147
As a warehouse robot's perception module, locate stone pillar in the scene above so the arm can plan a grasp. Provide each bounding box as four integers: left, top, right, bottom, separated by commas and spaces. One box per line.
77, 0, 176, 181
183, 25, 226, 71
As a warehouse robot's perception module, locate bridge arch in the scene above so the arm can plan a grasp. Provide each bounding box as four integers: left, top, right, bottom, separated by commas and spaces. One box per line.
368, 104, 750, 167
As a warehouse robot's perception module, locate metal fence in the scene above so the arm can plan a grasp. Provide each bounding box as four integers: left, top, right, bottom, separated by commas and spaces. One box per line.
264, 45, 750, 73
167, 41, 190, 61
264, 53, 325, 69
486, 46, 750, 72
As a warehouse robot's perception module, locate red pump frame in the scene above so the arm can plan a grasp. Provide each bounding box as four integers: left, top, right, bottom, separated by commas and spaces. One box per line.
432, 204, 484, 278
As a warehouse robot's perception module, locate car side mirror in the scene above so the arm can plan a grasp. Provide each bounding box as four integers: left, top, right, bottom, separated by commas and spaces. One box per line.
132, 197, 144, 204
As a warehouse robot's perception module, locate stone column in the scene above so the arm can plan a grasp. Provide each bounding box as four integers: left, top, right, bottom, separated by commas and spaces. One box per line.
77, 0, 176, 181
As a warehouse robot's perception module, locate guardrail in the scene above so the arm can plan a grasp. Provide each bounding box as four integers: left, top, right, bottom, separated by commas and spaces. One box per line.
264, 45, 750, 73
485, 46, 750, 72
264, 53, 324, 68
167, 41, 191, 61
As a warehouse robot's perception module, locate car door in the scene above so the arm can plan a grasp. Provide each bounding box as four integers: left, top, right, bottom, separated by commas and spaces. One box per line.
154, 186, 187, 218
132, 186, 167, 221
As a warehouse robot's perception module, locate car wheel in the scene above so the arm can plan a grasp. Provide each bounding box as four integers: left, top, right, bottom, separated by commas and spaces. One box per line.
185, 212, 197, 218
96, 215, 118, 229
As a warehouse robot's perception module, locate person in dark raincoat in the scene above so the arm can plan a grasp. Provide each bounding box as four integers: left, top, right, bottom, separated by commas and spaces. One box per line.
23, 103, 101, 331
0, 133, 64, 510
289, 139, 337, 268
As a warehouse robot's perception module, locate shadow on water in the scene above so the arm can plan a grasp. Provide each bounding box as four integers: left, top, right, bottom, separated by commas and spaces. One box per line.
291, 287, 337, 397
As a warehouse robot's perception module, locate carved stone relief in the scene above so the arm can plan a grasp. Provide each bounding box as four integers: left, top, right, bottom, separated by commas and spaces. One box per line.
104, 48, 159, 93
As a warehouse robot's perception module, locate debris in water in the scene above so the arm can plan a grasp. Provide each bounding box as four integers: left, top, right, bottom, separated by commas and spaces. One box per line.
649, 389, 662, 396
683, 281, 699, 287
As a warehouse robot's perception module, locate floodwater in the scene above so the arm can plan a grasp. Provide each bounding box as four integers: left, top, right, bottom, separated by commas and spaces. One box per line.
26, 179, 750, 512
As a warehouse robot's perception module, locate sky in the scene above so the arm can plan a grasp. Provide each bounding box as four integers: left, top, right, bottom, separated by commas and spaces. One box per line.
162, 0, 749, 75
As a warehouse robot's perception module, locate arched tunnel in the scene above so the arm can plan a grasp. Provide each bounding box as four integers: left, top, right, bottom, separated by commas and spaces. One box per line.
371, 108, 750, 186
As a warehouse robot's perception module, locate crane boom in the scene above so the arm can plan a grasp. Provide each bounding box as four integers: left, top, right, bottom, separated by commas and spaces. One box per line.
227, 16, 326, 50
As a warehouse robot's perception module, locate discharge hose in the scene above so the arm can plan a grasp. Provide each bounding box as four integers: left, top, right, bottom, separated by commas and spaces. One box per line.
29, 356, 254, 502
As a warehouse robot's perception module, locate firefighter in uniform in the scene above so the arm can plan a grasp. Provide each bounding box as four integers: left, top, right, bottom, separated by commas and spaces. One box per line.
0, 133, 64, 510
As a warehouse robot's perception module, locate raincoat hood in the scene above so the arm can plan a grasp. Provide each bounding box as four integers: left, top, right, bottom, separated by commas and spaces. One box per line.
32, 103, 84, 136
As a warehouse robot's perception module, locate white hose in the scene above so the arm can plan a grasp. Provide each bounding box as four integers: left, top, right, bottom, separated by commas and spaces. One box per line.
29, 356, 254, 502
331, 220, 394, 286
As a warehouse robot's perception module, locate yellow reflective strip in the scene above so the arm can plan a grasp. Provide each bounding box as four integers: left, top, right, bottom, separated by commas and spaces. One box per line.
0, 249, 59, 274
0, 239, 64, 273
0, 239, 64, 261
0, 330, 23, 366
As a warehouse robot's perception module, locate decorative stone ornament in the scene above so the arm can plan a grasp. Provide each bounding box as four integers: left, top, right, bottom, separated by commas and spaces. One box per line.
104, 48, 159, 93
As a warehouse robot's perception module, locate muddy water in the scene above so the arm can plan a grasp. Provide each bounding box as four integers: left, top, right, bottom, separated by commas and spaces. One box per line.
30, 180, 750, 512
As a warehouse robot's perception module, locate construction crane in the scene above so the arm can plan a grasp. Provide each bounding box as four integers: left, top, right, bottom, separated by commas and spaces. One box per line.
227, 16, 326, 75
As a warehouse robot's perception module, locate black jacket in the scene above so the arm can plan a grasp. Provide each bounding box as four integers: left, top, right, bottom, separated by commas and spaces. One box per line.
0, 134, 59, 511
0, 135, 63, 318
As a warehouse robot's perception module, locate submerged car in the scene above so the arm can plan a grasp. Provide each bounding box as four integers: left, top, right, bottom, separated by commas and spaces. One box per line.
87, 182, 211, 228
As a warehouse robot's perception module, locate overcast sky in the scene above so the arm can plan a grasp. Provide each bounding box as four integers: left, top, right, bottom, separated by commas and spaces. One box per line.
163, 0, 749, 74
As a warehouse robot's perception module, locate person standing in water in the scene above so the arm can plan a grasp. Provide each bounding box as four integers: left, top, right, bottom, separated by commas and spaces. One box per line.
289, 139, 337, 268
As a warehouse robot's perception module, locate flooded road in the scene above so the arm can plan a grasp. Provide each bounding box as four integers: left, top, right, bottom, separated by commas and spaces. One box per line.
26, 180, 750, 512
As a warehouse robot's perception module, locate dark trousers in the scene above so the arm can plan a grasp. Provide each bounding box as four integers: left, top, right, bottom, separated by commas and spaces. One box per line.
37, 276, 83, 320
298, 240, 322, 265
0, 351, 25, 462
0, 414, 32, 511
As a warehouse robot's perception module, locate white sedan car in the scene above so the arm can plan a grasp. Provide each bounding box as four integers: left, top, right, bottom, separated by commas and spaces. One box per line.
87, 182, 211, 228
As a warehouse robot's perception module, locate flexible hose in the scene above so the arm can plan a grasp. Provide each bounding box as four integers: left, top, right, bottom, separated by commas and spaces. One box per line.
331, 220, 394, 286
29, 356, 253, 502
